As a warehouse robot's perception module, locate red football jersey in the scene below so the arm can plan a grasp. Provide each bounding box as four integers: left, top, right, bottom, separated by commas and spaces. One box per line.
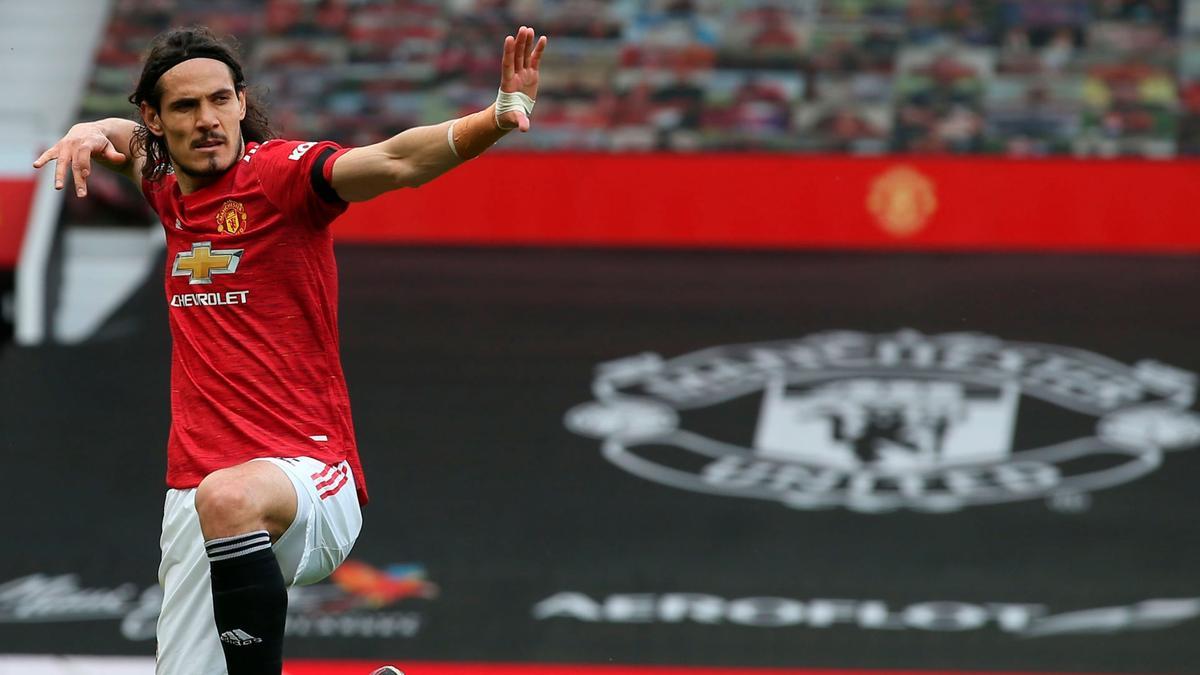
142, 139, 367, 504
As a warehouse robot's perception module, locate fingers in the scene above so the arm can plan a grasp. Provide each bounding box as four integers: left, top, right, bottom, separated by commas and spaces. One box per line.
514, 27, 528, 71
504, 27, 545, 88
71, 145, 92, 197
103, 140, 127, 165
32, 147, 57, 170
517, 111, 530, 133
502, 34, 515, 81
36, 132, 125, 195
523, 28, 536, 67
54, 148, 70, 190
530, 35, 547, 71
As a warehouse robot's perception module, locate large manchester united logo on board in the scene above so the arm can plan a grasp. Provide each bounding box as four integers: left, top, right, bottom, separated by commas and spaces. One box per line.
565, 330, 1200, 513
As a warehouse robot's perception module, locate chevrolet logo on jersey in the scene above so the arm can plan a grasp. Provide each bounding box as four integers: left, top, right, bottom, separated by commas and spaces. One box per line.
172, 241, 243, 285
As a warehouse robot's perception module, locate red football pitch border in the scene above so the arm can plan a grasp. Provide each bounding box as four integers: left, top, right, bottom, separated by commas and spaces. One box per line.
285, 662, 1113, 675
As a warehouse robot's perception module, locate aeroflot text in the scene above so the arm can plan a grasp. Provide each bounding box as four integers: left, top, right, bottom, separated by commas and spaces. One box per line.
170, 291, 250, 308
532, 592, 1200, 636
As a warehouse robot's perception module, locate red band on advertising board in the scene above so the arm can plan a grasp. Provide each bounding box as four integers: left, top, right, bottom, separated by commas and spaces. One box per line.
333, 154, 1200, 253
285, 661, 1107, 675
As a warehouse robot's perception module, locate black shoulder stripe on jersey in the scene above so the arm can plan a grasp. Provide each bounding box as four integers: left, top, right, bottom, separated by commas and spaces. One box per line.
310, 147, 343, 204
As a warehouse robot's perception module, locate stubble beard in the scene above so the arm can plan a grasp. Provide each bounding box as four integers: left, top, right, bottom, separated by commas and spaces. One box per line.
174, 150, 231, 179
168, 137, 245, 182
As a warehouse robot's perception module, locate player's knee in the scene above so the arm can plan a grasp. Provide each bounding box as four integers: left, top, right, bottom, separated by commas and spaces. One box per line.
195, 472, 262, 535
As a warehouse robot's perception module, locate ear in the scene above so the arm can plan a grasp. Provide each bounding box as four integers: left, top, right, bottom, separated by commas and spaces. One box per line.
238, 90, 246, 121
140, 102, 164, 137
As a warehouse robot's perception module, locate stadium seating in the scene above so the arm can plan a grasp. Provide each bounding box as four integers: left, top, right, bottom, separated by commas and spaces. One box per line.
81, 0, 1193, 156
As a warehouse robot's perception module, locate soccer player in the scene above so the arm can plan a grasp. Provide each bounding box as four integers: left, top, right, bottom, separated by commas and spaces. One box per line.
33, 24, 547, 675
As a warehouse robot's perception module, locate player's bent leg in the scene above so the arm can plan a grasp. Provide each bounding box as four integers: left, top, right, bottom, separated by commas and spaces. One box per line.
195, 461, 299, 675
195, 461, 298, 541
253, 457, 363, 587
157, 489, 234, 675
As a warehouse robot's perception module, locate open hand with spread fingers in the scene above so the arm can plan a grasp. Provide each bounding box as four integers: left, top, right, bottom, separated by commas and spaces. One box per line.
498, 26, 547, 132
32, 122, 130, 197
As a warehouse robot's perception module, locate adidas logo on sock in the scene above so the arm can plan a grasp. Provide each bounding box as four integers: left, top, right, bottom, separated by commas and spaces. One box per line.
219, 629, 263, 646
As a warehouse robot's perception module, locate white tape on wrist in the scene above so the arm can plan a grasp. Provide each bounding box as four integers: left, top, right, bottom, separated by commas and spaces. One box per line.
446, 120, 460, 159
494, 88, 535, 129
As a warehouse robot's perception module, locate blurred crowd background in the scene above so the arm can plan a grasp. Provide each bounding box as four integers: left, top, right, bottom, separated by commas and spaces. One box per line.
81, 0, 1200, 157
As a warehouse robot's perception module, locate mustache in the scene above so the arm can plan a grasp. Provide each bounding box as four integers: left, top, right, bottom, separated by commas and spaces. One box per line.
191, 134, 227, 148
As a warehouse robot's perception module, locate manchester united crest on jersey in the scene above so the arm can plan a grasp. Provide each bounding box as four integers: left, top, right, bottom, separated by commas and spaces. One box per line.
216, 199, 248, 235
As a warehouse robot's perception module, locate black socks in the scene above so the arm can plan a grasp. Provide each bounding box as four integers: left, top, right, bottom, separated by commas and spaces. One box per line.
206, 530, 286, 675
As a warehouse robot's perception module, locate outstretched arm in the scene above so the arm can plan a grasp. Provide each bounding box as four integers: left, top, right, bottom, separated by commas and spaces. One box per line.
329, 26, 548, 203
32, 118, 145, 197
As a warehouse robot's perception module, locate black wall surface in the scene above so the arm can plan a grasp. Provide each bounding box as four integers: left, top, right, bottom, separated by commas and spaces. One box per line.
1, 246, 1197, 673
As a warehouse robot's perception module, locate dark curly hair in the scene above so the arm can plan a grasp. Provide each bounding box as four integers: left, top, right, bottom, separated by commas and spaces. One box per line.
128, 26, 275, 182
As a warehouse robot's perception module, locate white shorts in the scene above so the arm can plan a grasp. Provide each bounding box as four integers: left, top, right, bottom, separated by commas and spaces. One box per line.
156, 457, 362, 675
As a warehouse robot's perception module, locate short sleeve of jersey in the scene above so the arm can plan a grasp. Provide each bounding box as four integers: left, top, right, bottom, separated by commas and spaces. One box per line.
250, 140, 351, 228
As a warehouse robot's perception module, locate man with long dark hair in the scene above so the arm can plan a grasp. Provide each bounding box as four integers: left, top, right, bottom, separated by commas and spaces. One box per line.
34, 24, 547, 675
